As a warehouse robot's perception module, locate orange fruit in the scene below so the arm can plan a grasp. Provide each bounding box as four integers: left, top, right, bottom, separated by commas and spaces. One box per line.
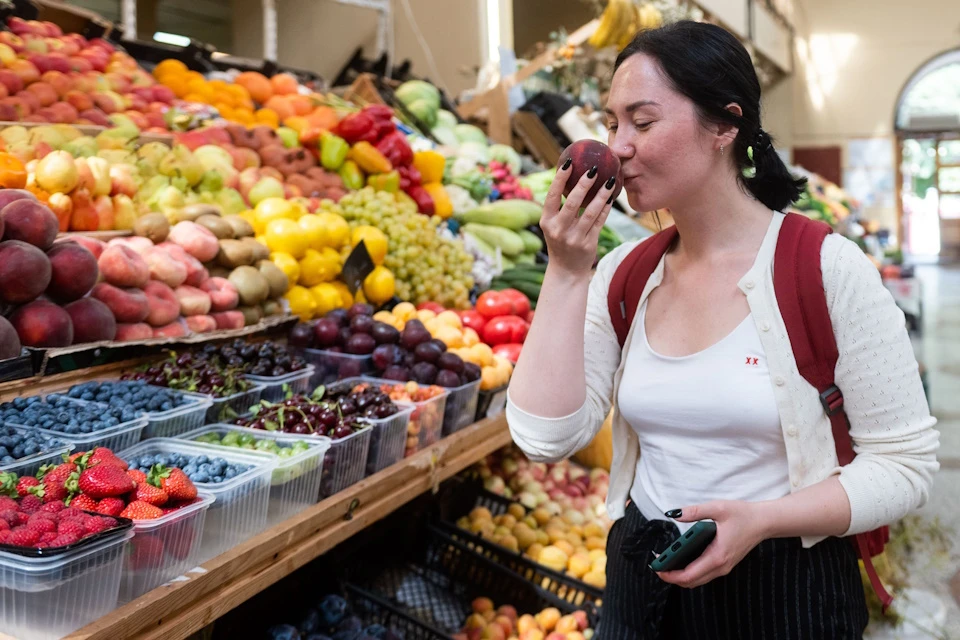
255, 108, 280, 127
164, 76, 189, 98
289, 94, 312, 116
153, 59, 187, 78
185, 70, 205, 84
265, 95, 295, 121
233, 108, 256, 125
270, 73, 298, 95
235, 71, 272, 104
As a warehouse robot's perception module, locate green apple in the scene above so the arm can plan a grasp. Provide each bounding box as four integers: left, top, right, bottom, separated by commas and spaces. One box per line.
276, 127, 299, 149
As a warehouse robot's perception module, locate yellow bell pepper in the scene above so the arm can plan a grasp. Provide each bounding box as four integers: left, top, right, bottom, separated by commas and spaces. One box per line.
422, 183, 453, 219
413, 150, 445, 184
348, 141, 392, 175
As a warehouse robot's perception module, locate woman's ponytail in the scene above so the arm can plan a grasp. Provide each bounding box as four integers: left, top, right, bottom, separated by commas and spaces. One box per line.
739, 129, 807, 212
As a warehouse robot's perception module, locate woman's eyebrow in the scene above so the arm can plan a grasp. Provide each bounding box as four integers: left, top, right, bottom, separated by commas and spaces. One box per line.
603, 100, 662, 116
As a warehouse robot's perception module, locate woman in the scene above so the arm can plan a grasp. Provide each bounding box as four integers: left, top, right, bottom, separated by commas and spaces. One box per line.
506, 21, 939, 639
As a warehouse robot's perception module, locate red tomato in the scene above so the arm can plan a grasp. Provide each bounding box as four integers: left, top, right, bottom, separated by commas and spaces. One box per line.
507, 317, 529, 343
476, 291, 513, 318
459, 310, 487, 334
492, 343, 523, 363
499, 289, 530, 318
526, 310, 535, 324
416, 301, 445, 314
482, 315, 515, 346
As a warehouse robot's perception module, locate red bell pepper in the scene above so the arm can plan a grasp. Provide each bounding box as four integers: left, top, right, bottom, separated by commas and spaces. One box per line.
376, 131, 413, 167
372, 119, 396, 141
482, 315, 528, 346
459, 310, 487, 334
397, 164, 422, 192
332, 112, 377, 144
492, 343, 523, 364
362, 104, 395, 122
499, 289, 531, 318
407, 185, 435, 215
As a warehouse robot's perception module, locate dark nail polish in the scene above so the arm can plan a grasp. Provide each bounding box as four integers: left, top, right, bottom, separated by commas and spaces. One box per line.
587, 165, 598, 179
607, 194, 616, 204
561, 158, 572, 170
664, 509, 682, 519
604, 176, 616, 190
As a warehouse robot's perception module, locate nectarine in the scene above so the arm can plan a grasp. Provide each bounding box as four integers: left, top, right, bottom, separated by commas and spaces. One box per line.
0, 240, 51, 303
10, 299, 73, 347
64, 297, 116, 343
557, 139, 622, 205
45, 241, 98, 302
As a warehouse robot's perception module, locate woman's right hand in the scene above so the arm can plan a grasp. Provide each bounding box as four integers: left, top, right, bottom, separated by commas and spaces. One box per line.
540, 159, 618, 275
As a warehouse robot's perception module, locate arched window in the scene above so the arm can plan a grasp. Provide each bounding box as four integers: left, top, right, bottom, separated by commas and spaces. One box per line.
895, 49, 960, 260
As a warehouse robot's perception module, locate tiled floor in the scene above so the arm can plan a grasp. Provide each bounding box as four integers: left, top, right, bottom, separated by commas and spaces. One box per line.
889, 264, 960, 639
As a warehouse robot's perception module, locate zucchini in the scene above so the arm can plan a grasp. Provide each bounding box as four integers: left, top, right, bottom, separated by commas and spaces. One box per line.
517, 229, 543, 253
455, 200, 541, 231
463, 223, 525, 257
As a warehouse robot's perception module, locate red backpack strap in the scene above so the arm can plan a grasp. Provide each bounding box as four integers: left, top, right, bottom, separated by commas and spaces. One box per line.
773, 212, 893, 611
607, 226, 679, 348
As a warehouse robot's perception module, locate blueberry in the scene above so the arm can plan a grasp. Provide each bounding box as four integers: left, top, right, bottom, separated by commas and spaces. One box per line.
196, 455, 209, 465
182, 464, 198, 476
212, 476, 223, 483
192, 472, 210, 483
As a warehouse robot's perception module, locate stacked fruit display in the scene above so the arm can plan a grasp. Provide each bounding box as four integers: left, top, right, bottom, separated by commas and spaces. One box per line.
0, 189, 112, 349
0, 494, 126, 549
333, 187, 473, 308
456, 502, 607, 590
455, 599, 593, 640
266, 593, 404, 640
0, 18, 178, 130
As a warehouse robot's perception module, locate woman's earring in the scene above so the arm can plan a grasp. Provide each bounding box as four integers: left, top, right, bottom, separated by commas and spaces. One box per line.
720, 144, 724, 156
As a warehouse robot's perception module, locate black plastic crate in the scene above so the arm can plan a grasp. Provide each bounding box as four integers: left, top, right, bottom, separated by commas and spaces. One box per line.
352, 525, 598, 636
346, 584, 448, 640
436, 479, 605, 608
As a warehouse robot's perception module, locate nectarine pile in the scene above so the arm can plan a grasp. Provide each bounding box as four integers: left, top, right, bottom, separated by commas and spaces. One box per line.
455, 598, 593, 640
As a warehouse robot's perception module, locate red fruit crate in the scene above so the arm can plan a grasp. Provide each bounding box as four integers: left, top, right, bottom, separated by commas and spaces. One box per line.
118, 492, 214, 604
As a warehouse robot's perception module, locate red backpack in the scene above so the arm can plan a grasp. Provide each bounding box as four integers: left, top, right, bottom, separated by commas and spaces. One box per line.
606, 212, 893, 610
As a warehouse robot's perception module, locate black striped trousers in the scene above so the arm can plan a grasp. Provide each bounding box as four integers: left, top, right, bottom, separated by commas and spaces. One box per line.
596, 502, 869, 639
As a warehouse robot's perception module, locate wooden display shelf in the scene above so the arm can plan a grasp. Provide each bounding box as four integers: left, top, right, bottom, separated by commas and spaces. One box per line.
37, 414, 511, 640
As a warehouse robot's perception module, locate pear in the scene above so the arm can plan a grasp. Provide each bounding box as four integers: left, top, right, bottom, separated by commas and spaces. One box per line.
159, 144, 205, 187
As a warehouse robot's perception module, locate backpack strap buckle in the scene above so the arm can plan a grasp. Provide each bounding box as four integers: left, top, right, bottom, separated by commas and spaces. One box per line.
819, 385, 845, 416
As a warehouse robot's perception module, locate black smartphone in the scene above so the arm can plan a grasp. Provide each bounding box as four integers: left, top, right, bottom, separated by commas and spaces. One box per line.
648, 521, 717, 572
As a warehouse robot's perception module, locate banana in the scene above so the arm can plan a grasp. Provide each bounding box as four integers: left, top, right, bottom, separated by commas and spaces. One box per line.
590, 0, 628, 49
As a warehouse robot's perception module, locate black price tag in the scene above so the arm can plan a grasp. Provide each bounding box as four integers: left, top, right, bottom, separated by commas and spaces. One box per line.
342, 240, 376, 295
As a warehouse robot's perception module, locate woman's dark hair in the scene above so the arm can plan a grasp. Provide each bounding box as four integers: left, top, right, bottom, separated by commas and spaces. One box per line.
614, 21, 806, 211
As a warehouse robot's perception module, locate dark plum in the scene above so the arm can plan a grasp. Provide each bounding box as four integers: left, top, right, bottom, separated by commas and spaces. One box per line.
347, 303, 374, 319
326, 308, 349, 327
349, 314, 374, 335
435, 369, 461, 387
429, 338, 449, 353
411, 361, 438, 384
313, 318, 339, 347
370, 322, 399, 345
400, 319, 431, 350
413, 341, 443, 364
345, 333, 376, 355
288, 323, 315, 348
372, 343, 400, 371
437, 352, 464, 373
382, 365, 409, 382
403, 352, 417, 368
337, 358, 362, 378
463, 362, 482, 382
336, 327, 353, 346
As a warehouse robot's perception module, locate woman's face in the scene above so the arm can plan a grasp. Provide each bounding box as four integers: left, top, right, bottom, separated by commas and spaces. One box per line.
605, 54, 721, 213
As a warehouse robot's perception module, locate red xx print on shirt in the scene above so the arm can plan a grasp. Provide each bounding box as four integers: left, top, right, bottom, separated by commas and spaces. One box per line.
745, 356, 759, 366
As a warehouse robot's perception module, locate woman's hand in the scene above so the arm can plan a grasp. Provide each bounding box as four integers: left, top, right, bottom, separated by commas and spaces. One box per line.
540, 160, 618, 275
656, 500, 770, 588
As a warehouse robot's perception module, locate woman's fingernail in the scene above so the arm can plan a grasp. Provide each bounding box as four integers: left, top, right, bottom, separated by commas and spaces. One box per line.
604, 176, 616, 190
561, 158, 572, 170
664, 509, 682, 519
607, 193, 616, 204
587, 165, 598, 179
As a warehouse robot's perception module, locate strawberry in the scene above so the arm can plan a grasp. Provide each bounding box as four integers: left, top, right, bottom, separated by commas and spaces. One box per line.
88, 448, 128, 470
16, 476, 39, 497
134, 481, 168, 507
19, 494, 42, 513
78, 465, 135, 499
8, 527, 40, 547
95, 497, 126, 517
120, 500, 163, 520
148, 466, 197, 501
69, 494, 100, 512
127, 469, 147, 484
129, 535, 165, 569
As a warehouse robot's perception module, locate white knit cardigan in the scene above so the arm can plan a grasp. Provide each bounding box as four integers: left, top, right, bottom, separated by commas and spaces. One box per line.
506, 212, 940, 547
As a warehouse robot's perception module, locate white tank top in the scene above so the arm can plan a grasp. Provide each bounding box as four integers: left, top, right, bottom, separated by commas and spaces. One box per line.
618, 301, 791, 532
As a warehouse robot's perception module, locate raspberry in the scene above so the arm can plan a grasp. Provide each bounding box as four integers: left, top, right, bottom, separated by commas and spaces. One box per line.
40, 502, 65, 514
59, 507, 83, 520
8, 527, 40, 546
99, 517, 118, 529
39, 532, 57, 543
0, 497, 17, 512
35, 542, 50, 549
0, 530, 9, 544
84, 517, 111, 535
0, 519, 8, 532
57, 519, 86, 538
51, 533, 81, 546
0, 510, 19, 527
19, 495, 42, 513
26, 518, 56, 535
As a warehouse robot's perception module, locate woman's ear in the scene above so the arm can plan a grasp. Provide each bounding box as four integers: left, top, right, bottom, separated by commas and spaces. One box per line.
714, 102, 742, 150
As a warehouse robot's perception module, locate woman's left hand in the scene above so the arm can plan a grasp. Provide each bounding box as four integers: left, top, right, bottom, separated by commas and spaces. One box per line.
657, 500, 770, 588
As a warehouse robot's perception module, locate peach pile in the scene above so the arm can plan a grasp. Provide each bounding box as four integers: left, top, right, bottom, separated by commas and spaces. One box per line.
457, 503, 607, 590
454, 598, 593, 640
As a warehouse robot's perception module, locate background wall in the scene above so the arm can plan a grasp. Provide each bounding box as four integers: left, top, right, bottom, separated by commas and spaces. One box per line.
789, 0, 960, 229
512, 0, 595, 57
